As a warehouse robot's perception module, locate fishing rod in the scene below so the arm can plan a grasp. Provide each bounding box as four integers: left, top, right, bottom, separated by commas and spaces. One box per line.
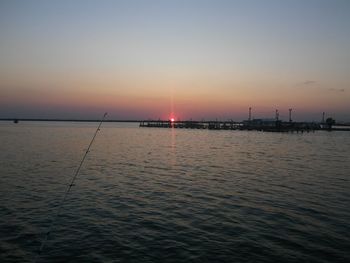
34, 112, 107, 263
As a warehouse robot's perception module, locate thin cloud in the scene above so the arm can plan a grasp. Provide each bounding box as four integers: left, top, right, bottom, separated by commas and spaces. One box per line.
328, 88, 345, 92
303, 80, 317, 85
295, 80, 318, 88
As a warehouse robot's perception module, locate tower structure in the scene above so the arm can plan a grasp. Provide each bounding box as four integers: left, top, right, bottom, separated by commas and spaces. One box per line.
322, 112, 325, 123
289, 108, 292, 122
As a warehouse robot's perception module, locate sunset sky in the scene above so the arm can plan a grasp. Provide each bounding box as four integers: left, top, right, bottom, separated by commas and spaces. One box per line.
1, 0, 349, 121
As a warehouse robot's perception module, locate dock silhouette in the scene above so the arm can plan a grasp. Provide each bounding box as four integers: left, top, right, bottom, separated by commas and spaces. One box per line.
139, 119, 321, 133
140, 109, 349, 132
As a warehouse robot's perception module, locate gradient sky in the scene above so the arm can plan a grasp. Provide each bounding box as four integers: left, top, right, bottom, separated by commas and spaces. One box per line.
1, 0, 349, 121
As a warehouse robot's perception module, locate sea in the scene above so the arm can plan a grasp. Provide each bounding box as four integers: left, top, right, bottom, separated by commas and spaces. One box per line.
0, 121, 349, 263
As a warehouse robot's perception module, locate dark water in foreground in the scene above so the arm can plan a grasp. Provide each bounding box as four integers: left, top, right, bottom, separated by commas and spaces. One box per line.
0, 122, 349, 262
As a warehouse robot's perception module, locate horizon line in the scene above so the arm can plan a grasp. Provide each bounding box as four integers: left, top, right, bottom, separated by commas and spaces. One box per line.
1, 118, 350, 125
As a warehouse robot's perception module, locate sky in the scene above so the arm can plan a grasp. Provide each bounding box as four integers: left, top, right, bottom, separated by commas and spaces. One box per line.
1, 0, 349, 121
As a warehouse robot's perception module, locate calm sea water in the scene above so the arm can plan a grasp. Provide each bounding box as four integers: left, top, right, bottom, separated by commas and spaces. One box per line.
0, 121, 349, 262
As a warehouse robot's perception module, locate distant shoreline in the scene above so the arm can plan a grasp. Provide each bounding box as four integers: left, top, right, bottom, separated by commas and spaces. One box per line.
1, 118, 350, 127
0, 118, 141, 123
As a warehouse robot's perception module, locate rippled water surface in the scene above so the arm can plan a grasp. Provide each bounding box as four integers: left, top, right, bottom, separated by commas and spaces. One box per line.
1, 121, 350, 262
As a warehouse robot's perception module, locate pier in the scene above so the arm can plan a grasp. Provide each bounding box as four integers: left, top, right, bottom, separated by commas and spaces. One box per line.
139, 120, 321, 133
140, 109, 350, 132
140, 120, 241, 130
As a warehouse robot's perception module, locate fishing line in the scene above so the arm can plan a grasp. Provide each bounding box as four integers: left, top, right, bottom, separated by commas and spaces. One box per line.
34, 112, 107, 263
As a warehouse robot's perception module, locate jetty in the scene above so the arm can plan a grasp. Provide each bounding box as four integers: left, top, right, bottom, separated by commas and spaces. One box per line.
139, 119, 321, 133
139, 109, 350, 132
